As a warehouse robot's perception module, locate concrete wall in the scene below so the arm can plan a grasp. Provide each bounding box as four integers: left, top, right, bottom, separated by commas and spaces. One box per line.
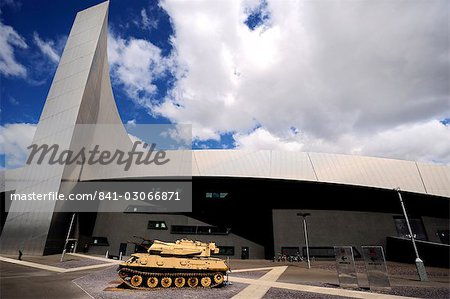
90, 210, 448, 260
272, 209, 398, 256
90, 213, 265, 259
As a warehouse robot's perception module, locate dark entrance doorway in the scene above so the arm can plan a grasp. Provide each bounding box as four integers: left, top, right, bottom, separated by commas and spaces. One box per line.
241, 247, 249, 259
119, 243, 127, 257
65, 239, 78, 253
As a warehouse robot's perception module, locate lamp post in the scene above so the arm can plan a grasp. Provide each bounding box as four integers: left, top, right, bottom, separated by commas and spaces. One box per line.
297, 212, 311, 269
60, 213, 76, 262
394, 187, 428, 281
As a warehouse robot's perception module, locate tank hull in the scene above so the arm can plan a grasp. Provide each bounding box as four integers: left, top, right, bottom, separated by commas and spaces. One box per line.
117, 254, 229, 289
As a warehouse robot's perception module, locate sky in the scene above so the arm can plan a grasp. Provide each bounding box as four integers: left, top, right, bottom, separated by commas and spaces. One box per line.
0, 0, 449, 168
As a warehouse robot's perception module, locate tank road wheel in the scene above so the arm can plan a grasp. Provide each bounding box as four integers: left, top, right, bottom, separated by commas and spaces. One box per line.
187, 277, 199, 288
161, 277, 172, 288
213, 273, 224, 284
174, 277, 186, 288
118, 270, 127, 279
130, 275, 143, 287
200, 276, 212, 287
147, 277, 158, 288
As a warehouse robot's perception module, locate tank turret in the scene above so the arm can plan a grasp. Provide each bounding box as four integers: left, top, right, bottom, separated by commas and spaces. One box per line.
149, 239, 219, 256
117, 238, 229, 289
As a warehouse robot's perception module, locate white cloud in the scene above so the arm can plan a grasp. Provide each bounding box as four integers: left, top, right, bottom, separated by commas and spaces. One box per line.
234, 121, 450, 164
108, 32, 173, 111
234, 127, 303, 151
141, 8, 149, 26
140, 8, 158, 30
160, 124, 192, 148
33, 32, 60, 64
360, 120, 450, 164
151, 0, 449, 163
126, 119, 136, 126
0, 123, 36, 168
0, 20, 27, 77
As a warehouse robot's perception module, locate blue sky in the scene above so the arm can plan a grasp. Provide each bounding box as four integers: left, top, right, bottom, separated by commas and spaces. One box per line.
1, 0, 449, 168
0, 0, 267, 153
1, 0, 173, 125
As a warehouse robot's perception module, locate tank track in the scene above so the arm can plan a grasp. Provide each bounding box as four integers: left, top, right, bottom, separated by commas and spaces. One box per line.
118, 267, 226, 289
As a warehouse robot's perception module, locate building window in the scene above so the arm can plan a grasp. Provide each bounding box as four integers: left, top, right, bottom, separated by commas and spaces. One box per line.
393, 216, 427, 241
91, 237, 109, 246
148, 221, 167, 230
215, 246, 235, 256
297, 246, 361, 258
281, 247, 300, 256
205, 192, 228, 199
197, 226, 229, 235
171, 225, 197, 234
171, 225, 230, 235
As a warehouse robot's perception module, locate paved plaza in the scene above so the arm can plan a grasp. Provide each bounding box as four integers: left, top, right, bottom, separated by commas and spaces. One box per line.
0, 253, 448, 299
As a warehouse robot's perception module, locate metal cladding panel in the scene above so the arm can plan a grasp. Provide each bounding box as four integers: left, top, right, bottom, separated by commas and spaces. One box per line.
193, 150, 249, 173
417, 162, 450, 198
0, 168, 22, 192
191, 150, 449, 198
1, 212, 54, 253
75, 8, 138, 181
0, 176, 61, 254
269, 151, 317, 181
3, 151, 449, 199
193, 150, 271, 178
192, 153, 201, 176
309, 153, 426, 193
80, 150, 193, 180
0, 1, 111, 255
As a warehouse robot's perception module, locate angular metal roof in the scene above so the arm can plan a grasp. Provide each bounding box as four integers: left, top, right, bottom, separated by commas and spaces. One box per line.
191, 150, 450, 198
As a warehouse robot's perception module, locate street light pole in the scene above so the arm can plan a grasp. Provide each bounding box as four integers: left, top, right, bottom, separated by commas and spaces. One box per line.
297, 212, 311, 269
60, 213, 76, 262
394, 187, 428, 281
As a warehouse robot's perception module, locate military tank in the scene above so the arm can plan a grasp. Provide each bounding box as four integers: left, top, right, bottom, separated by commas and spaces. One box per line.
117, 238, 229, 289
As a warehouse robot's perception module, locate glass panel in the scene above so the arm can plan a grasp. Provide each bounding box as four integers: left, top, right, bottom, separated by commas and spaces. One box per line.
394, 217, 427, 241
148, 221, 168, 230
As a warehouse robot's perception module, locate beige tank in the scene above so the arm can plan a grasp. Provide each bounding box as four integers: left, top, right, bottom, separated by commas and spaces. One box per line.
117, 239, 230, 289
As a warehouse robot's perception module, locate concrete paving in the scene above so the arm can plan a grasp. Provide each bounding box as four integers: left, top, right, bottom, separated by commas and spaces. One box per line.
230, 275, 416, 299
0, 255, 118, 273
0, 255, 448, 299
231, 266, 288, 299
0, 261, 92, 299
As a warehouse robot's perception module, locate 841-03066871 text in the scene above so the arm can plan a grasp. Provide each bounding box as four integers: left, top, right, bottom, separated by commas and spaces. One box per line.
7, 181, 192, 212
97, 191, 181, 201
10, 191, 181, 201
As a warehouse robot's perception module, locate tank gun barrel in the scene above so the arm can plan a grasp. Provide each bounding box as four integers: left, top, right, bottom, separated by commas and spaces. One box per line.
128, 236, 154, 251
127, 240, 149, 249
133, 235, 153, 242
